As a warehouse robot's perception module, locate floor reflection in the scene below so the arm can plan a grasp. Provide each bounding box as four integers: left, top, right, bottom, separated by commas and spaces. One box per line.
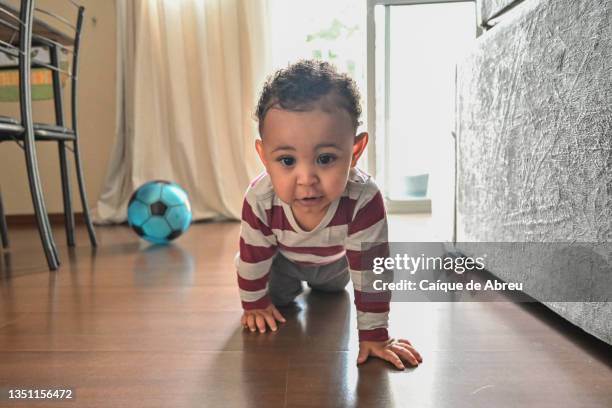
132, 243, 195, 287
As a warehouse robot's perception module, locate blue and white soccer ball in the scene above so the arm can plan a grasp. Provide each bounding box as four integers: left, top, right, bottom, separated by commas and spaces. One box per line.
127, 180, 192, 244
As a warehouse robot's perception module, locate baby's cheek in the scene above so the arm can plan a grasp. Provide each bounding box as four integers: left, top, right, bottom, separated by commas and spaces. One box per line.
273, 178, 295, 202
327, 173, 349, 198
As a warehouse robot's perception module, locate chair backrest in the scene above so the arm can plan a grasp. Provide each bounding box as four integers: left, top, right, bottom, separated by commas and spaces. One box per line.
0, 0, 35, 131
29, 0, 85, 132
0, 0, 84, 131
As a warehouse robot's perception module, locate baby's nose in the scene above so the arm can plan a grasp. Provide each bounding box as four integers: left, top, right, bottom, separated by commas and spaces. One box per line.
296, 165, 318, 186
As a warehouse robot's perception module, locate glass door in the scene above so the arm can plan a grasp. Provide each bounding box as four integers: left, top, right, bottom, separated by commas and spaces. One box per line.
367, 0, 476, 212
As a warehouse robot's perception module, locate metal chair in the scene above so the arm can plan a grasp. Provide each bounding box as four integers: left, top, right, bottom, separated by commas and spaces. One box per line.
0, 0, 58, 269
0, 0, 97, 270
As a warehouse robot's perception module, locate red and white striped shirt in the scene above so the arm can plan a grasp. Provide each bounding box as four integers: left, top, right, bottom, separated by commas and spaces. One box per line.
237, 167, 391, 342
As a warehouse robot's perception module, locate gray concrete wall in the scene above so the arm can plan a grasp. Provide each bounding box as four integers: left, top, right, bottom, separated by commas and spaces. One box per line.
456, 0, 612, 344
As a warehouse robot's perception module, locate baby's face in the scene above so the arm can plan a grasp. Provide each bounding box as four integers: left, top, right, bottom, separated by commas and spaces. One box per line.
256, 107, 365, 215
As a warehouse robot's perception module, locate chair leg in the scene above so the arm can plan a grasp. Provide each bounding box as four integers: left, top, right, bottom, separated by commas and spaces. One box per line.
58, 142, 75, 246
50, 45, 75, 247
23, 140, 60, 270
72, 139, 97, 247
0, 188, 9, 249
18, 0, 59, 270
39, 178, 60, 265
67, 11, 96, 248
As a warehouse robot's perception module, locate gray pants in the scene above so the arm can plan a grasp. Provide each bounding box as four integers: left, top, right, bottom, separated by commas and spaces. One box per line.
268, 253, 350, 306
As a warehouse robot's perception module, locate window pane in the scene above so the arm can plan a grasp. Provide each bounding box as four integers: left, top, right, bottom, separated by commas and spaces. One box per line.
269, 0, 365, 77
385, 2, 475, 199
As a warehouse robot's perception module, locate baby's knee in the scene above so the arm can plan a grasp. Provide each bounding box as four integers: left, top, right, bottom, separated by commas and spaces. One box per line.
308, 273, 350, 293
269, 284, 304, 306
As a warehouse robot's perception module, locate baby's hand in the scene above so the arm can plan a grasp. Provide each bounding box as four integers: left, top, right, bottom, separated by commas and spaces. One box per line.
241, 304, 286, 333
357, 338, 423, 370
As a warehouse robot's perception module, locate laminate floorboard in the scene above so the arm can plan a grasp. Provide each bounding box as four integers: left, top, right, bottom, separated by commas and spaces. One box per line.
0, 220, 610, 407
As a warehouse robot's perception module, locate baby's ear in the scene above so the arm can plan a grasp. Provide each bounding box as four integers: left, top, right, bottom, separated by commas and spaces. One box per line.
255, 139, 268, 167
351, 132, 369, 167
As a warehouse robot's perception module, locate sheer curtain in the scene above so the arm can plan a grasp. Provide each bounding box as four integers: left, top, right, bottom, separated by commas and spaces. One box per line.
94, 0, 270, 223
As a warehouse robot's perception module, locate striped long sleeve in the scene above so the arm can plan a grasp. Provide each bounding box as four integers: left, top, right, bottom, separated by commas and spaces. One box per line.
236, 193, 278, 310
345, 188, 392, 342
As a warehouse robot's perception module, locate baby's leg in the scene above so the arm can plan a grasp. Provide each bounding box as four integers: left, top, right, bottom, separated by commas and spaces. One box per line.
307, 256, 350, 293
268, 253, 304, 306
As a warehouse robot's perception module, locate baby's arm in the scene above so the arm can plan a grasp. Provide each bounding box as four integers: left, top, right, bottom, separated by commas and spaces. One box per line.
346, 187, 422, 369
237, 197, 284, 332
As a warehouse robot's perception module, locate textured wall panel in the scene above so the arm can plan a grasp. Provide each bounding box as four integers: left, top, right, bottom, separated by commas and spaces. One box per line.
478, 0, 523, 25
456, 0, 612, 344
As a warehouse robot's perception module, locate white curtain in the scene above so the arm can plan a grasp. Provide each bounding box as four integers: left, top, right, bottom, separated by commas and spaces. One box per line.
94, 0, 270, 223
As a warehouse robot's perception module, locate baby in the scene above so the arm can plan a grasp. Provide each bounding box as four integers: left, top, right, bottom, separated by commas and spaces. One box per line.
236, 60, 422, 369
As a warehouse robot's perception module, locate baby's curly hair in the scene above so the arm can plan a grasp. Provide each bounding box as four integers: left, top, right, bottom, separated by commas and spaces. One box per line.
255, 60, 362, 134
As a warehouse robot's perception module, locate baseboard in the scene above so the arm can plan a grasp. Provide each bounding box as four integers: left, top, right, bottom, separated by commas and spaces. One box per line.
385, 198, 432, 214
5, 213, 85, 227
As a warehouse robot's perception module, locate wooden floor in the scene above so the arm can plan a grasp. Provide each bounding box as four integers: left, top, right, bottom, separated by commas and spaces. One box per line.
0, 220, 611, 408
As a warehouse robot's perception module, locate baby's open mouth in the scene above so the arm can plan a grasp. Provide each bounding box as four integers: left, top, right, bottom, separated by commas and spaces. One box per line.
297, 196, 323, 206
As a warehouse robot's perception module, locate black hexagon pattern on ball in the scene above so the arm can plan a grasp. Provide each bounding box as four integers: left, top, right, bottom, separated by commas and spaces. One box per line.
150, 201, 168, 216
167, 230, 183, 241
132, 225, 145, 237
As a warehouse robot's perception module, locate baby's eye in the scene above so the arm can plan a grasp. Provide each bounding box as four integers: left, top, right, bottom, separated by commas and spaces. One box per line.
317, 154, 337, 166
278, 156, 295, 167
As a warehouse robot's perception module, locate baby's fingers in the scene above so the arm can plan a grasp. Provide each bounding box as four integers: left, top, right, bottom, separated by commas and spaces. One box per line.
246, 314, 256, 332
356, 347, 370, 365
255, 314, 267, 333
403, 345, 423, 363
263, 312, 278, 332
397, 339, 412, 346
271, 307, 286, 323
381, 349, 405, 370
396, 339, 422, 362
391, 344, 419, 367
